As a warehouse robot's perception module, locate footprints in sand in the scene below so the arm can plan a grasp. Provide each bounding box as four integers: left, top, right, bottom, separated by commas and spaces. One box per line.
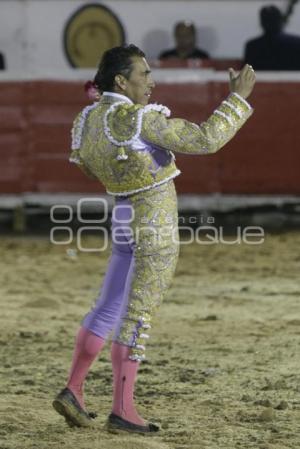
23, 298, 59, 308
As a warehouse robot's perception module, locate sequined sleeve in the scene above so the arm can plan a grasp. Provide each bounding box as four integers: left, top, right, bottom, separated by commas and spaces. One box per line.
69, 150, 98, 180
69, 108, 98, 180
141, 92, 254, 154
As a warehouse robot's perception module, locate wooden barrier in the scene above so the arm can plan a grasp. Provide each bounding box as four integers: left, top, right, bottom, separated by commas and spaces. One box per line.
0, 75, 299, 194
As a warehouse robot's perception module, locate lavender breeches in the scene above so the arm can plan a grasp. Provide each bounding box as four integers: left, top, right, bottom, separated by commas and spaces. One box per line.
81, 180, 180, 361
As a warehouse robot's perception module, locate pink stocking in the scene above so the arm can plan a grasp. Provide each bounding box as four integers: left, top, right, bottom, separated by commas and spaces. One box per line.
111, 341, 146, 426
66, 326, 106, 410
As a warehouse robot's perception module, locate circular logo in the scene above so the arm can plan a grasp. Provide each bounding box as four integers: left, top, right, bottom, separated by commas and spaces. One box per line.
64, 3, 125, 68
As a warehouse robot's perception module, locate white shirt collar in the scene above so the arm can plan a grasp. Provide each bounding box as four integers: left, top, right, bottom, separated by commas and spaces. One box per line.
102, 91, 133, 104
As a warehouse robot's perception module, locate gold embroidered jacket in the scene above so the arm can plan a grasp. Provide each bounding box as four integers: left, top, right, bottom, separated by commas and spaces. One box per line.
70, 92, 253, 196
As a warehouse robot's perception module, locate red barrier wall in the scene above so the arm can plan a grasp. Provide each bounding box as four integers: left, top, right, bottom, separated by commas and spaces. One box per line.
0, 79, 299, 194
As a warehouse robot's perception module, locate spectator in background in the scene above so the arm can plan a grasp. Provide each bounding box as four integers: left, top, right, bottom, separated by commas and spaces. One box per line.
244, 5, 300, 70
0, 52, 5, 70
159, 21, 210, 60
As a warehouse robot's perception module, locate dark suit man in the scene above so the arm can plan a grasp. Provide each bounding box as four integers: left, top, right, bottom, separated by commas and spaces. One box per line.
244, 5, 300, 71
159, 21, 210, 60
0, 53, 5, 70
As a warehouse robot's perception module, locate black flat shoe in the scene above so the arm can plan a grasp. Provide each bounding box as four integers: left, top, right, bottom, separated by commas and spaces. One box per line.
106, 412, 160, 435
52, 387, 97, 428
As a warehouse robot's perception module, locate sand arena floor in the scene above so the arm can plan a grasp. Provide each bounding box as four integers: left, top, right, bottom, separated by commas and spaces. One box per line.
0, 231, 300, 449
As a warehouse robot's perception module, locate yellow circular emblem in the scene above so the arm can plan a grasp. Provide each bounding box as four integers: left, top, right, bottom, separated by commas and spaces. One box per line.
64, 4, 125, 68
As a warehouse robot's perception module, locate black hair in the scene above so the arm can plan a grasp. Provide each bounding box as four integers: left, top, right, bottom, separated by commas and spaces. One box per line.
174, 21, 196, 36
260, 5, 283, 34
93, 44, 145, 93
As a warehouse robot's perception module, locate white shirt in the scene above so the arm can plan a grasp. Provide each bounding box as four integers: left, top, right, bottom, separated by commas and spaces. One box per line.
102, 91, 133, 104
